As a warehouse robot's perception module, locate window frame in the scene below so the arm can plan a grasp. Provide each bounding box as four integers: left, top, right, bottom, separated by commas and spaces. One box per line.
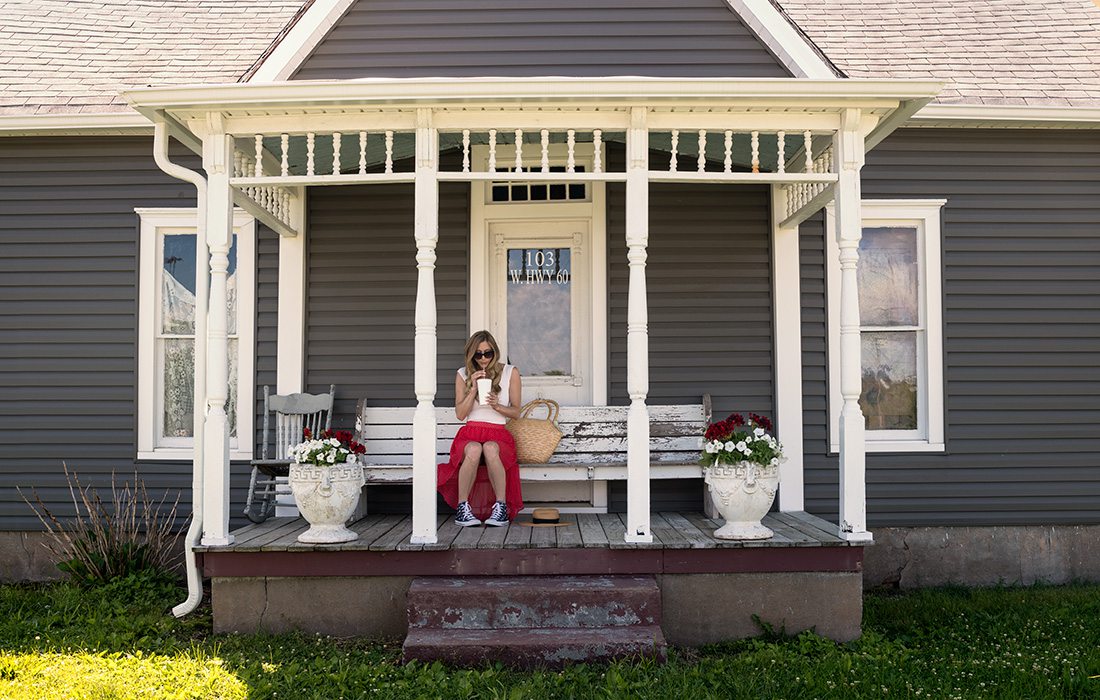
136, 208, 256, 461
826, 199, 946, 453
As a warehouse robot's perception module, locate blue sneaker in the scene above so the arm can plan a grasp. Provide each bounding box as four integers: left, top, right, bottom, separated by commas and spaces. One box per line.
485, 501, 509, 527
454, 501, 481, 527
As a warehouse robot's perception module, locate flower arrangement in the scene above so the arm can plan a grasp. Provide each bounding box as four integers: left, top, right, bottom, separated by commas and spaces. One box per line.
700, 412, 783, 469
288, 428, 366, 467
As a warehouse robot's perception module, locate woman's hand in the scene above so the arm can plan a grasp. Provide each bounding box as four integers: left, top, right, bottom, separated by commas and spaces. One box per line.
470, 369, 488, 382
487, 392, 500, 410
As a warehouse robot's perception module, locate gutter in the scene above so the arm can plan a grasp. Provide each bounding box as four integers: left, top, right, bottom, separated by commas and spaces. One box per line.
152, 117, 209, 618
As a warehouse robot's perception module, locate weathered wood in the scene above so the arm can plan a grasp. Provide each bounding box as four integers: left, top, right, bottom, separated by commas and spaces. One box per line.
529, 524, 558, 549
683, 511, 746, 549
577, 513, 609, 548
451, 521, 486, 549
477, 521, 510, 549
368, 515, 413, 551
503, 521, 532, 549
779, 511, 847, 544
761, 515, 820, 547
261, 520, 311, 550
555, 519, 584, 548
599, 513, 633, 549
660, 512, 715, 549
649, 512, 690, 548
416, 515, 464, 552
231, 517, 303, 549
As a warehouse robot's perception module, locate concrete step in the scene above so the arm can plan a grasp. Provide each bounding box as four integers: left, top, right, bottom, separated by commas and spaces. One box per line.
402, 626, 668, 668
407, 575, 661, 629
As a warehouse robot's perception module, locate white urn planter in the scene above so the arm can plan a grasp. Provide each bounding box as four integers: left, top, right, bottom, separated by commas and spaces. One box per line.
703, 460, 780, 540
288, 463, 365, 543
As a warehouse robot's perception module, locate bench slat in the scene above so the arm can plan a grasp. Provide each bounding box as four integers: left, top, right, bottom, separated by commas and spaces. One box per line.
358, 404, 706, 425
359, 435, 701, 456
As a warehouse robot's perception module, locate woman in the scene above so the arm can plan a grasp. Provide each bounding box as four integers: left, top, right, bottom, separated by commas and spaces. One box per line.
437, 330, 524, 527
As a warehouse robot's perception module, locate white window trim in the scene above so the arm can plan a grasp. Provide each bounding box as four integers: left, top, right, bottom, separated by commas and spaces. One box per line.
826, 199, 946, 453
136, 208, 256, 461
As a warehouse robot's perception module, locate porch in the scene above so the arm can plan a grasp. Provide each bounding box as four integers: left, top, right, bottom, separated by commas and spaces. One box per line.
198, 510, 864, 646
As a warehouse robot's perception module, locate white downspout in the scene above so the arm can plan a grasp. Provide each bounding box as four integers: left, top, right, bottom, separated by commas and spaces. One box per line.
152, 118, 209, 617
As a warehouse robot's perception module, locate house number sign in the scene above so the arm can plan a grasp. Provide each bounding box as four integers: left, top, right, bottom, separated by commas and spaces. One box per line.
507, 248, 571, 284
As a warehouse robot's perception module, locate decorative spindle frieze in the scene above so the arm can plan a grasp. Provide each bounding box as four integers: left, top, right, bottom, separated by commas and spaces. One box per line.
697, 130, 707, 173
487, 129, 497, 173
723, 131, 733, 173
461, 130, 471, 173
777, 131, 786, 174
306, 132, 315, 177
593, 130, 602, 174
384, 131, 394, 174
669, 130, 679, 172
359, 131, 367, 175
566, 129, 576, 173
514, 129, 524, 172
254, 135, 263, 177
751, 131, 760, 174
540, 129, 550, 173
332, 132, 341, 175
280, 134, 289, 177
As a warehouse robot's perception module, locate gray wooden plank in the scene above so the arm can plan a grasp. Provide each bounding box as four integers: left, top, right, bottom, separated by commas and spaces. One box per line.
577, 513, 609, 548
660, 511, 716, 549
683, 511, 746, 548
477, 520, 510, 549
503, 520, 532, 549
741, 522, 795, 547
554, 518, 584, 548
786, 511, 848, 543
600, 512, 634, 549
529, 523, 558, 548
403, 514, 452, 552
761, 514, 820, 547
451, 521, 486, 549
650, 512, 690, 549
232, 518, 304, 549
260, 520, 311, 550
368, 515, 412, 551
284, 514, 403, 551
775, 512, 845, 545
228, 517, 298, 548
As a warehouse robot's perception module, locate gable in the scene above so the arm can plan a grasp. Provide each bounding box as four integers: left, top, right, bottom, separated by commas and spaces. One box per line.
291, 0, 794, 80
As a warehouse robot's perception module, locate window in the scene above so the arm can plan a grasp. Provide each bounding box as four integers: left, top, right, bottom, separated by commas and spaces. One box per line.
827, 200, 946, 452
136, 209, 255, 460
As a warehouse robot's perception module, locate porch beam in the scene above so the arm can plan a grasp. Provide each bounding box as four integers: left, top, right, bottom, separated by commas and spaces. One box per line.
648, 173, 836, 185
222, 113, 418, 137
645, 112, 839, 131
200, 113, 235, 546
624, 107, 652, 544
433, 111, 629, 131
833, 109, 872, 543
770, 185, 805, 512
411, 109, 439, 544
276, 187, 307, 394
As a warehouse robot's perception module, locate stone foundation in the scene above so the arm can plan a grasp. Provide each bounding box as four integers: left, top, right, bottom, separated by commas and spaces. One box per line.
864, 525, 1100, 589
0, 532, 63, 582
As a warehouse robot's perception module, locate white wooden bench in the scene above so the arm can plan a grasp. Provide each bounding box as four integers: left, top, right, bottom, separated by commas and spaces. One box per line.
354, 396, 711, 488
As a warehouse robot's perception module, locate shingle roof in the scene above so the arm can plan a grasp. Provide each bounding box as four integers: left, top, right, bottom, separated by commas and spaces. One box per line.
781, 0, 1100, 107
2, 0, 1099, 116
0, 0, 304, 116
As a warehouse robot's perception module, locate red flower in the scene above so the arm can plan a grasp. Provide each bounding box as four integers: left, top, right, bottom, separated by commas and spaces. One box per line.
303, 427, 312, 439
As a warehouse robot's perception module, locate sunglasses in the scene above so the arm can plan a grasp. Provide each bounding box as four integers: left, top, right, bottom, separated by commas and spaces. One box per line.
473, 349, 495, 360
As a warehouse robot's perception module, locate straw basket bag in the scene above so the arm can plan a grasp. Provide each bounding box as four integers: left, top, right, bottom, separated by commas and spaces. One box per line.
506, 399, 564, 464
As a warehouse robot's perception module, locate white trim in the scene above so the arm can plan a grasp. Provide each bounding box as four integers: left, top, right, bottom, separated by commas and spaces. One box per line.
276, 188, 307, 394
0, 112, 151, 135
136, 208, 256, 461
247, 0, 358, 82
914, 104, 1100, 127
770, 185, 804, 511
826, 199, 947, 454
723, 0, 838, 79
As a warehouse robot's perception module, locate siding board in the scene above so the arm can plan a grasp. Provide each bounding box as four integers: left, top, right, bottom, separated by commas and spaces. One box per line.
801, 129, 1100, 527
292, 0, 790, 80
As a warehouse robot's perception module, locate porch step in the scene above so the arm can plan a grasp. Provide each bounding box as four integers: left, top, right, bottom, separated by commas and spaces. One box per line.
403, 626, 667, 668
403, 575, 667, 668
407, 575, 661, 629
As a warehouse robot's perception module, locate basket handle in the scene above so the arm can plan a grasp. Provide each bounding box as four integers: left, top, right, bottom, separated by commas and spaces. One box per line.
520, 399, 560, 424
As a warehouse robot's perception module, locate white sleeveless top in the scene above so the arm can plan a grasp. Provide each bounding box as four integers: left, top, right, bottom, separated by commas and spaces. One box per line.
458, 364, 514, 425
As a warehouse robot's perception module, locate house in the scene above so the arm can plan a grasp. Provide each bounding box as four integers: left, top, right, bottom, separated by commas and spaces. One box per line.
2, 0, 1098, 655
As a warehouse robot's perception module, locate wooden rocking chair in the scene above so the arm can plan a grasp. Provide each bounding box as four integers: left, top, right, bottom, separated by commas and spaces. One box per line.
244, 384, 335, 523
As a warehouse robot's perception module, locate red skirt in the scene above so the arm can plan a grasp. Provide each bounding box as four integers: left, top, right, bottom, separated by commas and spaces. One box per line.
437, 421, 524, 521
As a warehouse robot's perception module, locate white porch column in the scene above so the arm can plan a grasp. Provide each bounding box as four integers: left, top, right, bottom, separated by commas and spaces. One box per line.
770, 185, 805, 512
624, 107, 652, 543
410, 108, 439, 544
201, 115, 235, 546
276, 187, 307, 394
834, 109, 872, 542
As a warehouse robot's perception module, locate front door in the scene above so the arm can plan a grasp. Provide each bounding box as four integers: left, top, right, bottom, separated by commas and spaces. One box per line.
487, 219, 592, 406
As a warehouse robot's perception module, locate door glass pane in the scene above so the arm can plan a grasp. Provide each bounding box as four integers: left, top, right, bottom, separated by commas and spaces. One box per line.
860, 331, 918, 430
859, 226, 918, 326
506, 247, 571, 376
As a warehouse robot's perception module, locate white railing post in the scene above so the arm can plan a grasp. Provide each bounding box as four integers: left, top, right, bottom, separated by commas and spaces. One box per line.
201, 114, 234, 546
770, 184, 804, 512
624, 107, 652, 543
411, 108, 439, 544
834, 109, 872, 542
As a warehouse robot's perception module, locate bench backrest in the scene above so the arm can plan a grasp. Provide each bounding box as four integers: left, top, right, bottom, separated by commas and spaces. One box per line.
354, 397, 711, 467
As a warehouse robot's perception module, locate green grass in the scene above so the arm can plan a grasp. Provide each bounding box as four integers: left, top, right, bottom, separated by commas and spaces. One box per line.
1, 574, 1099, 699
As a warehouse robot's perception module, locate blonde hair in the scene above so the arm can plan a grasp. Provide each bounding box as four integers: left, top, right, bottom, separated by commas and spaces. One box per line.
463, 330, 503, 394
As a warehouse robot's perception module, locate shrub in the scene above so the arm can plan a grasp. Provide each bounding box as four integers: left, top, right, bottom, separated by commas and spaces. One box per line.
21, 464, 183, 585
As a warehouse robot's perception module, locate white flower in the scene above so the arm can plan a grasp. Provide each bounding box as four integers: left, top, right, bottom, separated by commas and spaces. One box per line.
754, 427, 765, 437
770, 458, 779, 466
705, 443, 717, 454
345, 454, 357, 464
723, 441, 736, 452
736, 441, 747, 452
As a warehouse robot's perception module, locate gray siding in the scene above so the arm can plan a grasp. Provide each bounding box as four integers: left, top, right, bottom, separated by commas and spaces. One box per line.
802, 128, 1100, 527
292, 0, 791, 80
607, 180, 775, 512
303, 180, 470, 424
0, 137, 275, 530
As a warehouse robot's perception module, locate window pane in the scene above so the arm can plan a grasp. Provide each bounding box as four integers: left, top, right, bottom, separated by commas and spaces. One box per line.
859, 226, 918, 326
163, 337, 194, 438
861, 332, 918, 430
162, 233, 196, 335
506, 248, 571, 376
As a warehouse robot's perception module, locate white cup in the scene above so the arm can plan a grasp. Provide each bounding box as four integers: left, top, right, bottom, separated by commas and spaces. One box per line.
476, 378, 492, 405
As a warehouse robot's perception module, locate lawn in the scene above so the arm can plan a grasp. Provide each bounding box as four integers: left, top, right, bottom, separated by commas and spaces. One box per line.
1, 573, 1098, 699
